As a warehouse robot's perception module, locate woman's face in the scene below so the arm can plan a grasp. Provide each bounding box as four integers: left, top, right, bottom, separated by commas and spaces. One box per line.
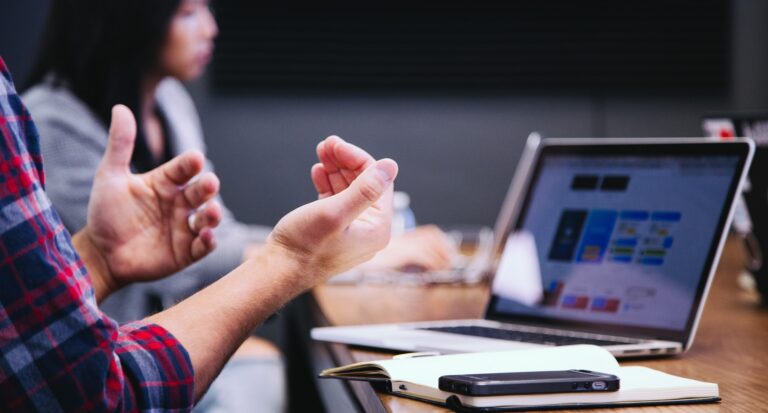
159, 0, 218, 81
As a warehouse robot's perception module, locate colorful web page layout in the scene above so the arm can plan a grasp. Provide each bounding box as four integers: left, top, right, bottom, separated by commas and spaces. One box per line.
492, 154, 739, 331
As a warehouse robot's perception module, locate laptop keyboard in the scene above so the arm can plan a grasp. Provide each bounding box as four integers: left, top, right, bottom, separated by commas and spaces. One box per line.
421, 326, 640, 346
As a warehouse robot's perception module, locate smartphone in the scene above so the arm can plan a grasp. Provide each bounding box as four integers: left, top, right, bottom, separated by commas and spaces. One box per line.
438, 369, 620, 396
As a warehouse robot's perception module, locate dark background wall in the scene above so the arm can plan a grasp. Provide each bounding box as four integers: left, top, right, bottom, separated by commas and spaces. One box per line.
2, 0, 767, 228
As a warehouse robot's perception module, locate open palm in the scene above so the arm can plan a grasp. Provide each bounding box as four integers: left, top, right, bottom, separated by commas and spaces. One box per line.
82, 105, 222, 288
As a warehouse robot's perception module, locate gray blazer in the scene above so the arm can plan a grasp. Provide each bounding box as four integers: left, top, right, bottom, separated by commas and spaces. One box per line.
23, 78, 272, 322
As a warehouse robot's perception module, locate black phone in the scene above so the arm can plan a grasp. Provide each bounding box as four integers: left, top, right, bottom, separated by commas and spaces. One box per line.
438, 369, 620, 396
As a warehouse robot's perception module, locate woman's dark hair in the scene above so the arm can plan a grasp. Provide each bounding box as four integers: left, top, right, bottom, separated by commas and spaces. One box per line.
26, 0, 182, 172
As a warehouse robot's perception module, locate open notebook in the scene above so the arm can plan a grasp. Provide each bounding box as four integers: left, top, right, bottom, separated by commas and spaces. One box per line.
320, 345, 719, 411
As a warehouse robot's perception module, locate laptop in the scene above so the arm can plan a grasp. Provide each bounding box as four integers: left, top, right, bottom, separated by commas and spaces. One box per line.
312, 136, 754, 358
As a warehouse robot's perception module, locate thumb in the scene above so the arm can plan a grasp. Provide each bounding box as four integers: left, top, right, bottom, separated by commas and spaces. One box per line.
101, 105, 137, 172
329, 159, 398, 224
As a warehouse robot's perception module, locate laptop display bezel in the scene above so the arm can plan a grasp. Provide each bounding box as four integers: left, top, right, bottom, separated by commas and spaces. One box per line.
484, 139, 753, 345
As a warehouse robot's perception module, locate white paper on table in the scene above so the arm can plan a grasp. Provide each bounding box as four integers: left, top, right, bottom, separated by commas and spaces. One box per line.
491, 231, 543, 306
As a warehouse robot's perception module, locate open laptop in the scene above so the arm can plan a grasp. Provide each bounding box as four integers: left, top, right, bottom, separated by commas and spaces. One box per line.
312, 136, 754, 358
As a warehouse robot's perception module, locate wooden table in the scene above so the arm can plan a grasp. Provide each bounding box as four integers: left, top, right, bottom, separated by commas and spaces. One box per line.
311, 239, 768, 412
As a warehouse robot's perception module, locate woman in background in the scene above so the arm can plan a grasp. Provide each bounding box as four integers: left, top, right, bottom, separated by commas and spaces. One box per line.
24, 0, 455, 411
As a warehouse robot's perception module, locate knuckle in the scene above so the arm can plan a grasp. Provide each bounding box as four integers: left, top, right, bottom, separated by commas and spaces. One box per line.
358, 180, 382, 204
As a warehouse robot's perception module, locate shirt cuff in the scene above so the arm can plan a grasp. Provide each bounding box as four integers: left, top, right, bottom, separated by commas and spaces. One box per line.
115, 321, 195, 411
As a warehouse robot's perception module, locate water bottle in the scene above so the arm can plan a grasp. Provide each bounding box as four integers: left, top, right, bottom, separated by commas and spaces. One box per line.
392, 191, 417, 236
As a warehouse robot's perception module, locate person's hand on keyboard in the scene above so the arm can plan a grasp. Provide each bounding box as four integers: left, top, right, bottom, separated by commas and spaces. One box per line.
358, 225, 459, 272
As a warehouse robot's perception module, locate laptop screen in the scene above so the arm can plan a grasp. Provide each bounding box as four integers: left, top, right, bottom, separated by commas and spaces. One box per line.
487, 140, 751, 343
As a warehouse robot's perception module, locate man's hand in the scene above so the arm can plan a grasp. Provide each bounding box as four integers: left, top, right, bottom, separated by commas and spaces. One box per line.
360, 225, 458, 272
148, 136, 396, 399
73, 105, 222, 301
266, 136, 398, 288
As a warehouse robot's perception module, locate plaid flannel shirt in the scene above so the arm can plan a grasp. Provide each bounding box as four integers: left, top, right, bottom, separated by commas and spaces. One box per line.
0, 57, 194, 412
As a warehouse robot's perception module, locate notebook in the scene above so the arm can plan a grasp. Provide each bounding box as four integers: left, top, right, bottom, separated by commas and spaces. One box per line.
312, 136, 754, 358
319, 345, 720, 411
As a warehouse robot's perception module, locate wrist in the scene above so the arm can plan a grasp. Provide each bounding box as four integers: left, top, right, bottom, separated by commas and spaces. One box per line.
72, 227, 117, 302
259, 241, 315, 291
244, 234, 340, 295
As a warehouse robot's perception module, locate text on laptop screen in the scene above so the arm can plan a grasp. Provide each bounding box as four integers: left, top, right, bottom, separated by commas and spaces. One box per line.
491, 153, 740, 333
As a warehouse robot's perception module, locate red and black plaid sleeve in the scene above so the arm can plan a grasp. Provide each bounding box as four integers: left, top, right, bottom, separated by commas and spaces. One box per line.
0, 57, 194, 412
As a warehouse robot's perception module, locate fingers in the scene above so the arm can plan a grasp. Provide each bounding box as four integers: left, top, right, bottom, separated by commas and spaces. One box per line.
415, 225, 459, 264
317, 138, 349, 194
330, 158, 398, 225
332, 137, 374, 175
156, 150, 206, 186
316, 136, 376, 195
315, 137, 339, 173
188, 202, 221, 262
182, 171, 220, 208
190, 227, 217, 261
328, 136, 372, 184
311, 163, 334, 199
417, 243, 454, 270
188, 201, 222, 233
380, 225, 457, 271
101, 105, 137, 173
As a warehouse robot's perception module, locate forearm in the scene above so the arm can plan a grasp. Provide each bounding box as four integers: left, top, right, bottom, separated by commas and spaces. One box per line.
146, 243, 310, 400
